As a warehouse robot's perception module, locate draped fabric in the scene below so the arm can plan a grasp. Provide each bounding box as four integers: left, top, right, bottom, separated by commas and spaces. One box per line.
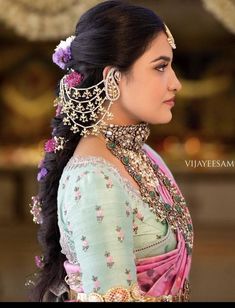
137, 144, 192, 297
58, 143, 193, 300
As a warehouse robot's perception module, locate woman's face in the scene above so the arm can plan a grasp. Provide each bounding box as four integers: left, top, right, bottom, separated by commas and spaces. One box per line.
116, 31, 182, 125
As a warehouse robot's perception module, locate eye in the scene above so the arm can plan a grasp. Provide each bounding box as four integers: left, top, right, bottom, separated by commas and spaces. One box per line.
155, 63, 168, 72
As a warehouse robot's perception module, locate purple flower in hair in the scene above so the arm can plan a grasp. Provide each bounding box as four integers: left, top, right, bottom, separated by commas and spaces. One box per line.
37, 167, 48, 181
52, 48, 71, 69
52, 35, 75, 69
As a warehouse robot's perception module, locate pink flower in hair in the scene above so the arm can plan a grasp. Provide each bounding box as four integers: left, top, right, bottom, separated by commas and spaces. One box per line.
56, 104, 62, 116
35, 255, 44, 269
44, 138, 55, 153
65, 70, 83, 88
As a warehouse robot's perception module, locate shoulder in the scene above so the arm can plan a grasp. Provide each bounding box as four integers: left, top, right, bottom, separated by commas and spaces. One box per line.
58, 156, 134, 220
143, 143, 175, 180
60, 156, 129, 196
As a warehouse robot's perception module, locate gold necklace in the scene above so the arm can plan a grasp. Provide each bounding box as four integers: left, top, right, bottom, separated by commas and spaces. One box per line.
98, 122, 193, 255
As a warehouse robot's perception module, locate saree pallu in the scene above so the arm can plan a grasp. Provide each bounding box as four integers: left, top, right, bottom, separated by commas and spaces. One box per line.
137, 145, 193, 300
136, 230, 191, 300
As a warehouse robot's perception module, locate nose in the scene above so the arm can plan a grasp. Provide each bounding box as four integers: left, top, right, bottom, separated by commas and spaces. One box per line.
169, 69, 182, 93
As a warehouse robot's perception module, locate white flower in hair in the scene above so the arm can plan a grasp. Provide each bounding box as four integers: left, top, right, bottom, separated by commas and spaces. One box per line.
52, 35, 76, 69
55, 35, 76, 51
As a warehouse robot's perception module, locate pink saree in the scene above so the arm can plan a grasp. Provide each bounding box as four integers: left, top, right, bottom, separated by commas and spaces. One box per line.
137, 145, 193, 298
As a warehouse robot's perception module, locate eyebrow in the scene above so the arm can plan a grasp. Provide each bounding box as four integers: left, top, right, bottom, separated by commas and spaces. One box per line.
150, 56, 172, 63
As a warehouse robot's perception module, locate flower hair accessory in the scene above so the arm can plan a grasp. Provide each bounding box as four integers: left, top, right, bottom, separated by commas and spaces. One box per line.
37, 167, 48, 182
44, 136, 67, 153
30, 195, 43, 225
35, 255, 45, 269
52, 35, 76, 70
64, 70, 83, 88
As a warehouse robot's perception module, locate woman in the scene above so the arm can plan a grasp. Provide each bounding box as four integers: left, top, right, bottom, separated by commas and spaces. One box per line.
29, 0, 193, 302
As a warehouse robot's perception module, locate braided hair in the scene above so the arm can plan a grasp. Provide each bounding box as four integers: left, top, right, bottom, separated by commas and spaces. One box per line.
29, 0, 165, 301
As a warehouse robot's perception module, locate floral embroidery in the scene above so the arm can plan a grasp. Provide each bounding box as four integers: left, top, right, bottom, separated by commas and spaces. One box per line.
76, 171, 89, 182
92, 276, 101, 292
133, 208, 144, 222
125, 269, 132, 286
99, 170, 114, 189
105, 175, 113, 189
81, 236, 89, 251
76, 175, 81, 182
65, 156, 142, 201
96, 205, 104, 222
62, 175, 70, 189
74, 186, 81, 201
116, 226, 125, 242
125, 201, 132, 217
133, 223, 138, 234
105, 251, 114, 268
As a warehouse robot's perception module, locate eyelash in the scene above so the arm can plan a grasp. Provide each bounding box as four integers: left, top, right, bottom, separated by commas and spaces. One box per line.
155, 63, 168, 72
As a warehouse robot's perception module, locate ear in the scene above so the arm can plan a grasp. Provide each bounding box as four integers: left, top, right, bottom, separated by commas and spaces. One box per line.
102, 66, 113, 80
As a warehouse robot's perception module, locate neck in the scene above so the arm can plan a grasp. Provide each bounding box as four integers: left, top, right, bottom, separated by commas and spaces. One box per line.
98, 99, 142, 126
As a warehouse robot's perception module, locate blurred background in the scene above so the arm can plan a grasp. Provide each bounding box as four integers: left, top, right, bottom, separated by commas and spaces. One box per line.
0, 0, 234, 302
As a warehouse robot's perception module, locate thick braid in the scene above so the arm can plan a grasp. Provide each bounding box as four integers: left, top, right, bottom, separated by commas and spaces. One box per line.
28, 0, 166, 301
29, 104, 82, 301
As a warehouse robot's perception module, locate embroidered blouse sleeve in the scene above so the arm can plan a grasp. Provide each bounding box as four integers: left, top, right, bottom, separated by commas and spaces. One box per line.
64, 165, 137, 294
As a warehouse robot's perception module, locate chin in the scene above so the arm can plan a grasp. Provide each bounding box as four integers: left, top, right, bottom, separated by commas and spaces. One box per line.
164, 114, 173, 123
149, 112, 173, 125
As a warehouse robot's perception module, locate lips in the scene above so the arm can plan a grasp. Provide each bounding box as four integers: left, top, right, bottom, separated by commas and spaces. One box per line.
164, 96, 175, 103
164, 100, 175, 107
163, 96, 175, 107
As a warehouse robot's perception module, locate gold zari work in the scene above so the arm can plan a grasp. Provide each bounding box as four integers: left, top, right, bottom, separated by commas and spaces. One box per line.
69, 281, 190, 302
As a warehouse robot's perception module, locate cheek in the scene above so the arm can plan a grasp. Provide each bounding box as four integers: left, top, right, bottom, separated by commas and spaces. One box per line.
148, 76, 167, 100
120, 73, 167, 112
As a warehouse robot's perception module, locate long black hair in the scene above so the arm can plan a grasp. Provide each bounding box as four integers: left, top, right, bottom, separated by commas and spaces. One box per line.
29, 0, 165, 301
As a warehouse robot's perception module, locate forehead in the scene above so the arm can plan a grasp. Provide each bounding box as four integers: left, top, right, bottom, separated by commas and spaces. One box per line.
140, 31, 173, 62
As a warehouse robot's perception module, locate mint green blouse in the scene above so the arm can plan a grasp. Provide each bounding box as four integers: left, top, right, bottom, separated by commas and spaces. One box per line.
57, 144, 177, 293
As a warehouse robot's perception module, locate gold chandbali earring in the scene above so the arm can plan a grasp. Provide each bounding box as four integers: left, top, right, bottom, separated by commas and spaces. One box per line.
164, 23, 176, 49
57, 67, 121, 137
